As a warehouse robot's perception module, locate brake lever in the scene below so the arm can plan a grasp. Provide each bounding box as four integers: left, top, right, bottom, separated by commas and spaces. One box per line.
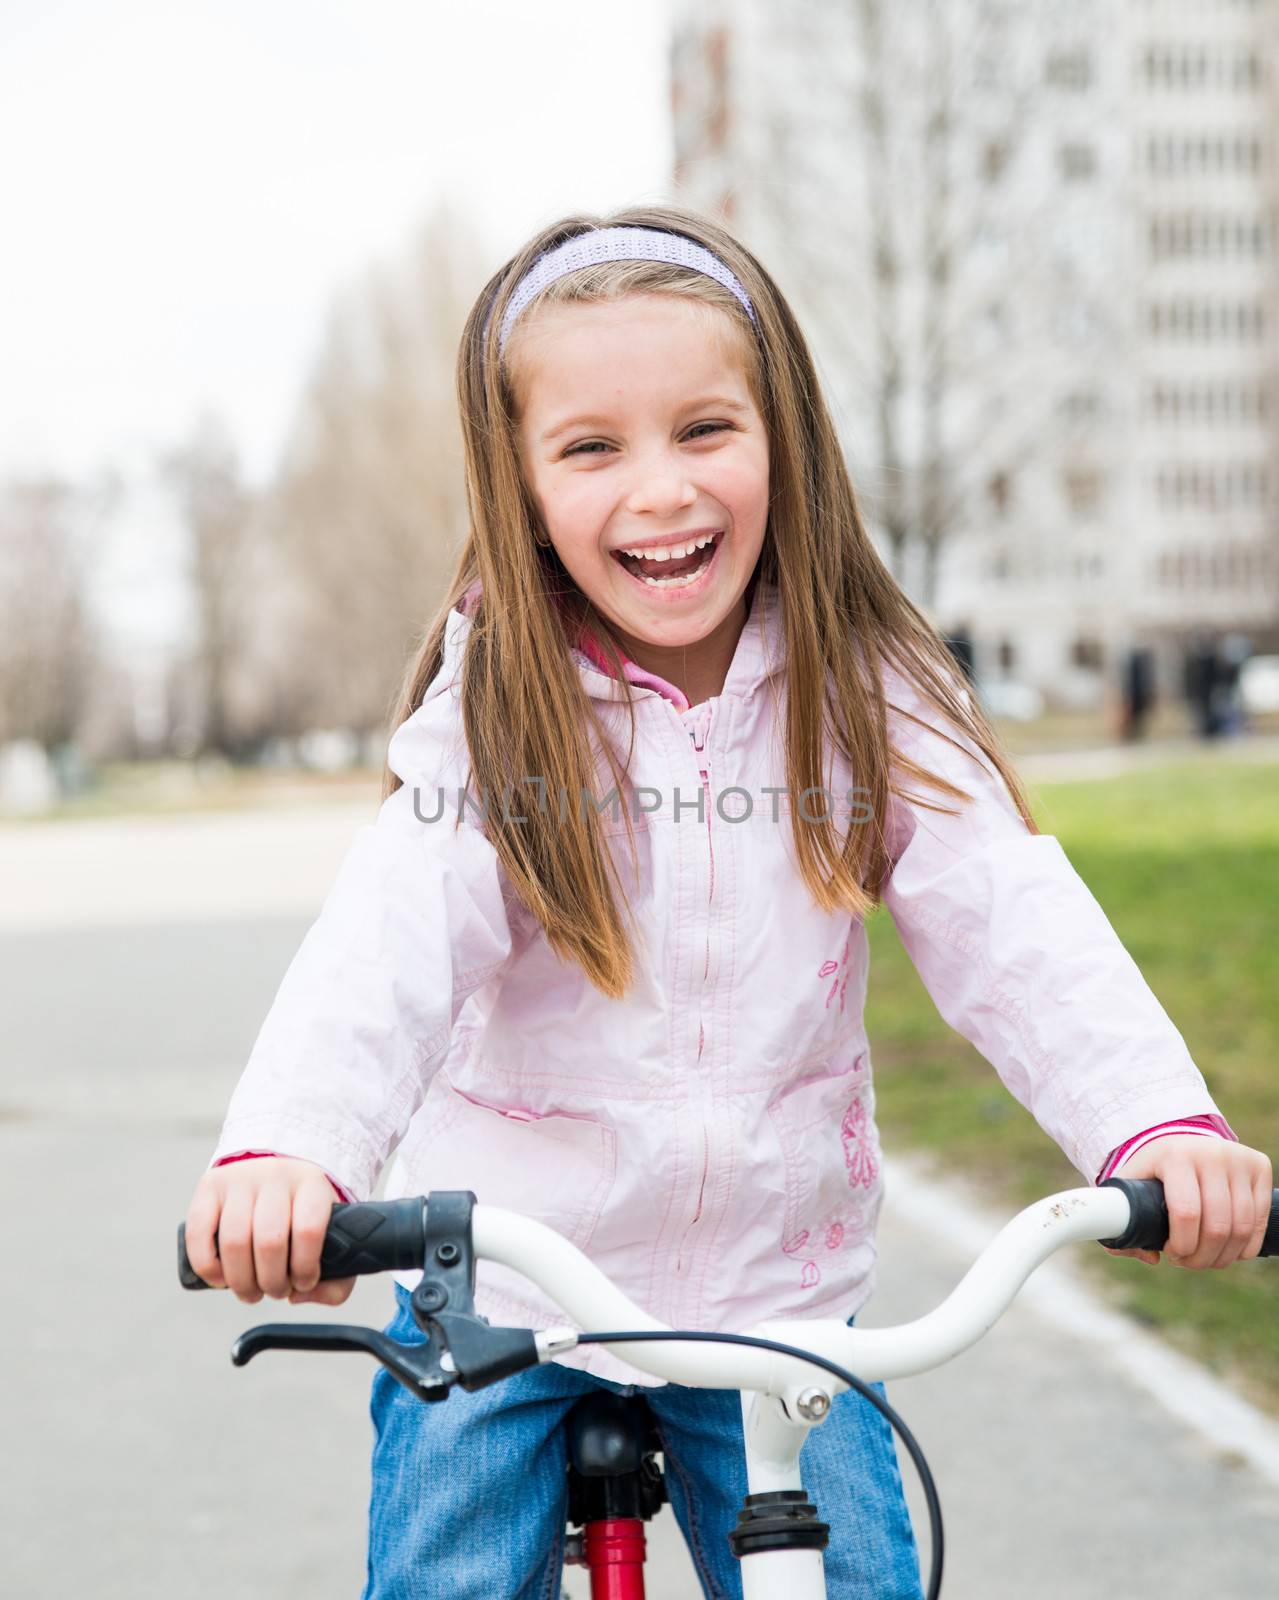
231, 1321, 455, 1401
224, 1192, 543, 1399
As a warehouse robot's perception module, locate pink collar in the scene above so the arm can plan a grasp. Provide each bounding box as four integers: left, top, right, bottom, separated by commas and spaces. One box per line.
575, 626, 691, 712
457, 578, 692, 711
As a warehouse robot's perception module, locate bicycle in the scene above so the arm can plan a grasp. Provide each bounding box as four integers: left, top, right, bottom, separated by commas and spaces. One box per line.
178, 1178, 1279, 1599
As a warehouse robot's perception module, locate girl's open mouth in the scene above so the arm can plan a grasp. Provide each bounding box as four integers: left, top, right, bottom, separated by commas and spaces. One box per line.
611, 530, 723, 593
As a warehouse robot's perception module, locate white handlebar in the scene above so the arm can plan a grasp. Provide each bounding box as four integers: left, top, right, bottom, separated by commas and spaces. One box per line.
475, 1183, 1133, 1394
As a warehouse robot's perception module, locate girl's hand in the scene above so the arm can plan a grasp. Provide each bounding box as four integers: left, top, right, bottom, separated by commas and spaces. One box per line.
1103, 1135, 1273, 1269
185, 1156, 357, 1307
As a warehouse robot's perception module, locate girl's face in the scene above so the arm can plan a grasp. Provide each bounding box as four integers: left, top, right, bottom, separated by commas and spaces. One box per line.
512, 294, 769, 665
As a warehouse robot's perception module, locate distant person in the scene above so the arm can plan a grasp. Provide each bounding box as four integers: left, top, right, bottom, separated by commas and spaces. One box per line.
1118, 646, 1155, 743
1185, 634, 1221, 738
942, 623, 976, 687
1217, 634, 1252, 736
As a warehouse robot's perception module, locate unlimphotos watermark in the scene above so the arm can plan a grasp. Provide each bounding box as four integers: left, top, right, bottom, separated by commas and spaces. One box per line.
412, 780, 874, 827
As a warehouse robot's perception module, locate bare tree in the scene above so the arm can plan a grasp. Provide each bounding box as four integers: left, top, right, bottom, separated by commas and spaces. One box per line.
161, 417, 257, 757
267, 200, 486, 735
835, 0, 1121, 604
0, 477, 106, 748
712, 0, 1132, 607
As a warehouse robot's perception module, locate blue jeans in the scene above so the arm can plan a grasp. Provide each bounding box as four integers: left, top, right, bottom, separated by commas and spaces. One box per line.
361, 1283, 923, 1599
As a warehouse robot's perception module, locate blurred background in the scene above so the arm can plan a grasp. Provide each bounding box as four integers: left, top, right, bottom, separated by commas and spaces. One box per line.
4, 3, 1277, 1597
4, 0, 1279, 814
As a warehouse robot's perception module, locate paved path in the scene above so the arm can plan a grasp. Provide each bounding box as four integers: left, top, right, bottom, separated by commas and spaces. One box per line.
4, 794, 1278, 1597
1016, 731, 1279, 784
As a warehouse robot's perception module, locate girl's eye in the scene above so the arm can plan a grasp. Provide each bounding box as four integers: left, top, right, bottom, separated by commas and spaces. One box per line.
563, 422, 732, 458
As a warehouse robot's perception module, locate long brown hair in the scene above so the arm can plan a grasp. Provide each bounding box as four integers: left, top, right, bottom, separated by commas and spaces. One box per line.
382, 202, 1039, 998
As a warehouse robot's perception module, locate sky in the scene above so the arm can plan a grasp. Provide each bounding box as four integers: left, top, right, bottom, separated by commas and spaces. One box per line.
0, 0, 674, 651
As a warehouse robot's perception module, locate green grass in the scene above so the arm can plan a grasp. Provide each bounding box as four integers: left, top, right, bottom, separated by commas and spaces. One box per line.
866, 758, 1279, 1412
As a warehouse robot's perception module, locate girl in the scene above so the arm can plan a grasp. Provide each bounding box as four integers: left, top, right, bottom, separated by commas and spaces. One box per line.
185, 206, 1272, 1599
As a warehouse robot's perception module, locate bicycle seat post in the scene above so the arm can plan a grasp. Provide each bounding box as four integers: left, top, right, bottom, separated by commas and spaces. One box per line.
564, 1391, 667, 1597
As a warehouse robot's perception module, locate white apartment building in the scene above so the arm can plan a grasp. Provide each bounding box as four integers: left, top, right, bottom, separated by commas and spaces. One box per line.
669, 0, 1279, 708
1131, 1, 1279, 676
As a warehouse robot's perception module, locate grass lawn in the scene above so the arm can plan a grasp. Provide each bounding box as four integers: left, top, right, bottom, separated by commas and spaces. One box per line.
865, 758, 1279, 1413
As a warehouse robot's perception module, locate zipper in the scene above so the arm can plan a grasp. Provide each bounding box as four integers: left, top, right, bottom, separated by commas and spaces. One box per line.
677, 704, 715, 1273
699, 764, 713, 991
690, 709, 715, 1020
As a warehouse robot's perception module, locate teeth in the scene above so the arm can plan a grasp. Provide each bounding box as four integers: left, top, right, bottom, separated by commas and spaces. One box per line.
638, 568, 701, 587
627, 542, 718, 587
619, 532, 717, 562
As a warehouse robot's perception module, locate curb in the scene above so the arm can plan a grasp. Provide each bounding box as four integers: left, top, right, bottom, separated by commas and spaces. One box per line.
881, 1153, 1279, 1490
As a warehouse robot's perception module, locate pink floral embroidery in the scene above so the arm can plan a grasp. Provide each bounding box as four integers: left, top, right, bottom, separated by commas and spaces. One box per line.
840, 1096, 879, 1190
819, 935, 852, 1012
825, 1222, 844, 1250
800, 1261, 821, 1289
781, 1231, 810, 1256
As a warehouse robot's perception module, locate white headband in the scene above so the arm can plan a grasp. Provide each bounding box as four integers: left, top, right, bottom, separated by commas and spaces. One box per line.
487, 226, 758, 356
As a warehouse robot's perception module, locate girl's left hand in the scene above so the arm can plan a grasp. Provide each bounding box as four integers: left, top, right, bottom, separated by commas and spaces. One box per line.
1103, 1134, 1273, 1269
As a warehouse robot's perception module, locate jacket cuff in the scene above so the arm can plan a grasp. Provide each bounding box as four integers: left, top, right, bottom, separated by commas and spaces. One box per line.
1095, 1114, 1238, 1184
210, 1109, 379, 1199
211, 1148, 357, 1205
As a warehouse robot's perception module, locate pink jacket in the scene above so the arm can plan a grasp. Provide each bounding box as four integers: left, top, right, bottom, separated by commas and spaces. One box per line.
210, 579, 1231, 1383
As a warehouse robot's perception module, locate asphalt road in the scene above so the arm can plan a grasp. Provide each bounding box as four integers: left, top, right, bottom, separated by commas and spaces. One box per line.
4, 803, 1277, 1597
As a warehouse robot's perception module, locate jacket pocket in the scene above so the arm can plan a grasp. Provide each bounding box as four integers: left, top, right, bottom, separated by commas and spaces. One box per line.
766, 1052, 881, 1263
411, 1075, 617, 1252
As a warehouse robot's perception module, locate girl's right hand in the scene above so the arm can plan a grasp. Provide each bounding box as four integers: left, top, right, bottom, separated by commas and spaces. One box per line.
184, 1157, 358, 1307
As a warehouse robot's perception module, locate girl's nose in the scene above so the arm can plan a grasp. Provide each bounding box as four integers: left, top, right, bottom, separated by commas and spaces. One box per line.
624, 452, 698, 519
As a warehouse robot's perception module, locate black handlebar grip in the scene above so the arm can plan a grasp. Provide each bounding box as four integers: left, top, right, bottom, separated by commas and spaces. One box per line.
1099, 1178, 1279, 1257
178, 1197, 429, 1290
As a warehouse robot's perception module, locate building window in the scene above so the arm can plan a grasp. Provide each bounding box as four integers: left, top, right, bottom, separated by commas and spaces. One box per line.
1070, 637, 1105, 670
1145, 380, 1271, 424
1144, 132, 1267, 177
1154, 463, 1272, 511
1046, 49, 1092, 90
997, 638, 1017, 672
1236, 51, 1263, 90
1063, 467, 1104, 515
1059, 142, 1097, 180
1145, 300, 1266, 342
988, 471, 1012, 515
1142, 48, 1265, 91
1061, 389, 1102, 422
982, 138, 1010, 183
1148, 212, 1272, 262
